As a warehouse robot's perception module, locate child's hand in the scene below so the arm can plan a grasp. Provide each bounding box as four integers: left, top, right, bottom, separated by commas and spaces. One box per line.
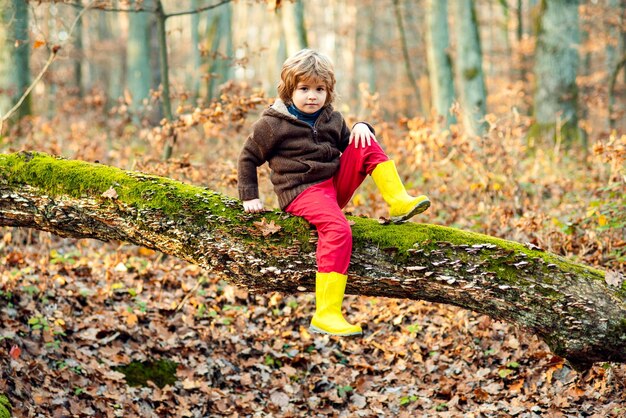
349, 123, 377, 148
243, 198, 264, 213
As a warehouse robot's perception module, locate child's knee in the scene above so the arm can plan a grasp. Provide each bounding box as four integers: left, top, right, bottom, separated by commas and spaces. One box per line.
326, 218, 352, 243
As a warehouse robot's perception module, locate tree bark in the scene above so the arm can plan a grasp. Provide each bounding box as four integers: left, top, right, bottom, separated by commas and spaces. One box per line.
11, 0, 32, 119
0, 0, 13, 116
392, 0, 425, 115
1, 151, 625, 370
425, 0, 456, 127
529, 0, 581, 145
451, 0, 488, 136
205, 2, 233, 101
126, 0, 153, 113
280, 0, 307, 57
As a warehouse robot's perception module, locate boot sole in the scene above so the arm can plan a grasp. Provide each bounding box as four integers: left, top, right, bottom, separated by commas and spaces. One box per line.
309, 325, 363, 336
391, 199, 431, 223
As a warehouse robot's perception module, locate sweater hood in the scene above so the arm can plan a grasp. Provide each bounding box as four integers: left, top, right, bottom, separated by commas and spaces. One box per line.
265, 99, 334, 123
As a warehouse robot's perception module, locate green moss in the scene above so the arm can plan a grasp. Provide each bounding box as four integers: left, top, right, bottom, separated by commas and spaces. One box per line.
0, 151, 227, 219
114, 359, 178, 388
349, 216, 605, 284
0, 151, 314, 249
0, 394, 11, 418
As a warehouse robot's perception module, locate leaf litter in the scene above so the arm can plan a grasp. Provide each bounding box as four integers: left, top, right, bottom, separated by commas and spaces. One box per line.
1, 234, 625, 417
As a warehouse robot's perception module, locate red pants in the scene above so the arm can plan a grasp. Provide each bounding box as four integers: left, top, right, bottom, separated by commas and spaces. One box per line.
285, 142, 388, 274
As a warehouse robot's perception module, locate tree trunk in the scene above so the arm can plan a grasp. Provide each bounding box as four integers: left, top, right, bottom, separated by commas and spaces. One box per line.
205, 2, 233, 101
280, 0, 307, 57
155, 0, 174, 160
1, 151, 625, 370
607, 0, 624, 130
392, 0, 425, 115
11, 0, 31, 119
190, 0, 202, 102
622, 0, 626, 84
126, 0, 153, 113
94, 5, 123, 108
365, 3, 377, 96
425, 0, 456, 127
608, 54, 626, 130
451, 0, 488, 136
529, 0, 581, 145
73, 1, 84, 98
0, 0, 13, 116
293, 0, 308, 50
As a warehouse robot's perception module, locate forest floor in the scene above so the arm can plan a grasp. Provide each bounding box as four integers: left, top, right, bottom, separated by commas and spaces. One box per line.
1, 92, 625, 417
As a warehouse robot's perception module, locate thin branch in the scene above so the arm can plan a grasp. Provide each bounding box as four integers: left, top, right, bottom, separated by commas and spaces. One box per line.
0, 1, 96, 133
64, 0, 232, 19
165, 0, 232, 19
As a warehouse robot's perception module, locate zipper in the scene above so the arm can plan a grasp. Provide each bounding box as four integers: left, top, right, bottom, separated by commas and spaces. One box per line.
312, 115, 322, 143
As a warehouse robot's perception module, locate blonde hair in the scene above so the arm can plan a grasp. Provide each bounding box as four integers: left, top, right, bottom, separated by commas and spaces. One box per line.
277, 49, 336, 106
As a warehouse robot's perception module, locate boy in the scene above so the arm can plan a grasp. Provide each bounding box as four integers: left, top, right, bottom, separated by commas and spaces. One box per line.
238, 49, 430, 336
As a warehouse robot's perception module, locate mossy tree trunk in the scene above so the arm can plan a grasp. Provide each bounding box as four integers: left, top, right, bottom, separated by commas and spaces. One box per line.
1, 151, 625, 370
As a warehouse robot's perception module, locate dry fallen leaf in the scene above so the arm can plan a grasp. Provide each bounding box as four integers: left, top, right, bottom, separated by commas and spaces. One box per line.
605, 270, 624, 287
253, 218, 282, 236
124, 311, 138, 327
270, 391, 290, 408
101, 186, 119, 199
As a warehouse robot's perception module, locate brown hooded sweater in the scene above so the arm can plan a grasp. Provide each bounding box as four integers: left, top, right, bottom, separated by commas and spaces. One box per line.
238, 99, 370, 210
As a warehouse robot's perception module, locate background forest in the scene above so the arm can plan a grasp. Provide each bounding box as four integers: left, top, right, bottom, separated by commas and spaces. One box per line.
1, 0, 625, 417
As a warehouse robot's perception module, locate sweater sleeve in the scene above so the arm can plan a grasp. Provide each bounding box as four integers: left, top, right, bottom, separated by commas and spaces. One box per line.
338, 119, 352, 152
237, 119, 273, 201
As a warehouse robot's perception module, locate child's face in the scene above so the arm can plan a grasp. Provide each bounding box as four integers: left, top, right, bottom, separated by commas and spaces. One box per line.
291, 77, 328, 114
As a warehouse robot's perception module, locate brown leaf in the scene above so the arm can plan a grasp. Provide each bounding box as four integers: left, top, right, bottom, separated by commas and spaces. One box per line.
605, 270, 624, 287
473, 388, 489, 402
101, 186, 118, 199
270, 391, 289, 408
253, 218, 282, 236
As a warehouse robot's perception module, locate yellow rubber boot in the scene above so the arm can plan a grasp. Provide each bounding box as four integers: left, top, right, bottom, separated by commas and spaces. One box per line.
309, 272, 362, 336
371, 160, 430, 223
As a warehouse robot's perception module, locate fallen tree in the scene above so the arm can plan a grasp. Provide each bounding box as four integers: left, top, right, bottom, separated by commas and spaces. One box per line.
1, 151, 625, 370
